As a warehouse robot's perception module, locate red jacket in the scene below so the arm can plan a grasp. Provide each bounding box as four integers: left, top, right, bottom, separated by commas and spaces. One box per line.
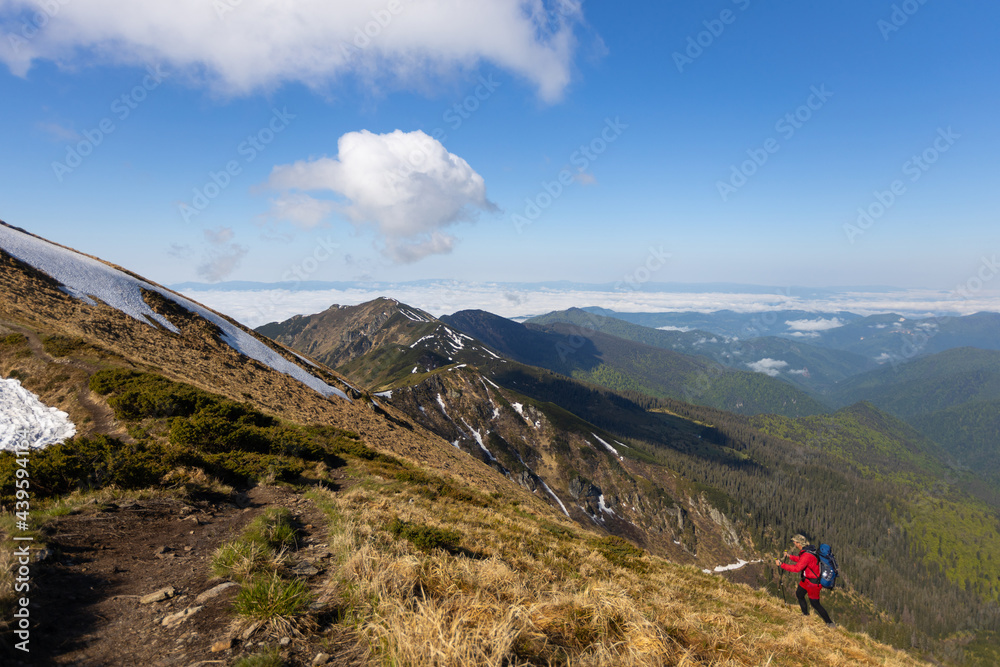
780, 549, 820, 582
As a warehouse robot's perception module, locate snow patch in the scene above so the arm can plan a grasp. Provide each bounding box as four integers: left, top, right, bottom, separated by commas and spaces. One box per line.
702, 559, 763, 574
1, 379, 76, 450
375, 390, 393, 399
539, 481, 569, 517
460, 418, 496, 462
0, 225, 348, 401
598, 494, 616, 516
592, 433, 623, 461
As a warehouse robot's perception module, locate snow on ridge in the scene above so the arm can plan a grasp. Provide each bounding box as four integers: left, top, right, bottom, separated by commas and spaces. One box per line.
0, 225, 348, 401
460, 418, 496, 462
1, 379, 76, 451
592, 433, 624, 461
598, 494, 616, 516
374, 390, 393, 399
540, 481, 570, 518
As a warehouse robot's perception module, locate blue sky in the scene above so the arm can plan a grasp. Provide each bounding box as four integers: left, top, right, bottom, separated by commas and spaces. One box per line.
1, 0, 998, 292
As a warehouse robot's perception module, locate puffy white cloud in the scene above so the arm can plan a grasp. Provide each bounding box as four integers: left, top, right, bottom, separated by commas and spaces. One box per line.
746, 358, 788, 377
0, 0, 582, 101
266, 129, 496, 263
785, 317, 844, 332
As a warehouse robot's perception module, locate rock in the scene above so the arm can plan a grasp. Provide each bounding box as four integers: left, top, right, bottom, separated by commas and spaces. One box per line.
279, 637, 290, 646
312, 652, 331, 665
194, 582, 238, 604
210, 638, 233, 653
153, 545, 172, 556
141, 586, 176, 604
241, 620, 265, 640
184, 515, 201, 525
161, 606, 203, 628
290, 561, 319, 577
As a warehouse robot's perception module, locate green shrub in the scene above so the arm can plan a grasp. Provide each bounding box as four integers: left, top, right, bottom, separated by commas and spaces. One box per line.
0, 436, 169, 502
187, 451, 306, 486
244, 508, 300, 552
234, 572, 312, 621
41, 334, 86, 357
0, 333, 27, 347
212, 540, 274, 582
233, 647, 284, 667
594, 536, 647, 572
387, 517, 462, 553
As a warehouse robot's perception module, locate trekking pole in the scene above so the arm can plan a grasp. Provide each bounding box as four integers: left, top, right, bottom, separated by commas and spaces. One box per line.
776, 553, 787, 603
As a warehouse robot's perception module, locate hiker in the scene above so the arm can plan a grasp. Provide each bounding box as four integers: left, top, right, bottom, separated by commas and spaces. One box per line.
776, 534, 835, 627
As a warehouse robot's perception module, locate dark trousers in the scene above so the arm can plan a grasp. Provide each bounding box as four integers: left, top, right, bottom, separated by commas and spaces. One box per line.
796, 584, 832, 623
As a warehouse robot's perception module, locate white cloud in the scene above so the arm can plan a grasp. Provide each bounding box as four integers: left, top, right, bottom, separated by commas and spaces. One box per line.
787, 331, 820, 339
173, 283, 1000, 329
785, 317, 844, 332
746, 358, 788, 377
787, 368, 809, 377
657, 325, 691, 332
0, 0, 582, 102
266, 129, 496, 263
263, 193, 337, 230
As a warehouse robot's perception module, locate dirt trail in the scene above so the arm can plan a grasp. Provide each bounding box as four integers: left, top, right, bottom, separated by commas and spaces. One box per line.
9, 479, 369, 667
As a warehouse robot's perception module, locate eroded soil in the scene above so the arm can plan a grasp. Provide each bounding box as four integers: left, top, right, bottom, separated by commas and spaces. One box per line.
11, 483, 370, 667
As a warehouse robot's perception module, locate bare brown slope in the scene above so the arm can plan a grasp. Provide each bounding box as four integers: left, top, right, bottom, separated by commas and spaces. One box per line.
0, 235, 545, 507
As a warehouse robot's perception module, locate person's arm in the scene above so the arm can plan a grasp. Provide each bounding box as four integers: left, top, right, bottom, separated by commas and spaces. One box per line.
779, 555, 809, 573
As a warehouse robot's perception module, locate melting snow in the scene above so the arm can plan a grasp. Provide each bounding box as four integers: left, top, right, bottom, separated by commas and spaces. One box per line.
374, 390, 393, 399
598, 494, 616, 516
702, 559, 762, 574
592, 433, 623, 461
460, 418, 496, 461
483, 376, 500, 389
1, 379, 76, 450
0, 225, 349, 402
540, 481, 570, 518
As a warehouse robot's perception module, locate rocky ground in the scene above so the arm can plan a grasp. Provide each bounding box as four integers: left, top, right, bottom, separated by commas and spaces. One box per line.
9, 483, 371, 667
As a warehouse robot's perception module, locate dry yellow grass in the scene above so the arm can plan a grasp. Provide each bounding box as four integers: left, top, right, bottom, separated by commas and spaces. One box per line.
309, 481, 931, 667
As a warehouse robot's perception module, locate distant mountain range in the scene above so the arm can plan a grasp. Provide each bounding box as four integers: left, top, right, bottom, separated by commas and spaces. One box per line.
4, 220, 1000, 664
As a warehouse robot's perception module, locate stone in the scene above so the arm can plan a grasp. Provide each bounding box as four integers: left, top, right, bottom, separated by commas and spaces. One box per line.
290, 561, 319, 577
312, 652, 331, 665
161, 606, 203, 628
140, 586, 176, 604
210, 638, 233, 652
194, 582, 238, 604
279, 637, 290, 646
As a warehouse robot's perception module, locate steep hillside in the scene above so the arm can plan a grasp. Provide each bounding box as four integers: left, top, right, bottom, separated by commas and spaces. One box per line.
257, 296, 1000, 664
3, 222, 996, 665
443, 309, 828, 417
257, 298, 756, 567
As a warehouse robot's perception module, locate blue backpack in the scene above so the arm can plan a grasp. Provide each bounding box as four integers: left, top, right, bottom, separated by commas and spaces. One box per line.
803, 544, 839, 589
